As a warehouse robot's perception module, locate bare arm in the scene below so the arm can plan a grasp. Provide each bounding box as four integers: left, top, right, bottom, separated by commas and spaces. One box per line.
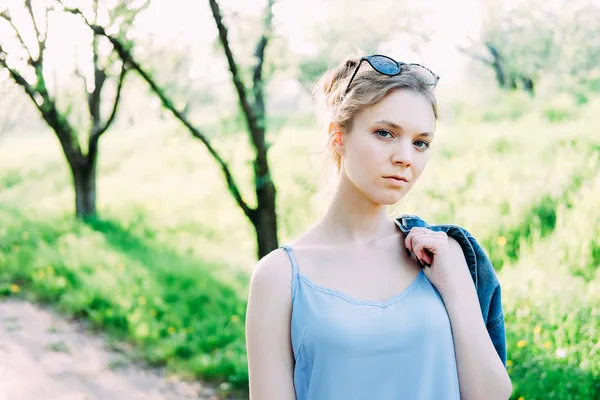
246, 249, 296, 400
442, 238, 512, 400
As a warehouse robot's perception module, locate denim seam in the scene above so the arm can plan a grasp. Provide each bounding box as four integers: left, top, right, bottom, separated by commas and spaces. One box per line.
487, 314, 505, 331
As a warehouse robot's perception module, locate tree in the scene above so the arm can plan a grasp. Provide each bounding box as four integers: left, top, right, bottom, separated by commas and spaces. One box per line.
461, 0, 600, 97
0, 0, 147, 218
65, 0, 278, 258
277, 0, 425, 94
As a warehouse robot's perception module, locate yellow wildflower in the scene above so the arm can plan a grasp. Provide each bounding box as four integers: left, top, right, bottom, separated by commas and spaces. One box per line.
506, 360, 513, 366
544, 341, 552, 348
518, 397, 525, 400
497, 236, 507, 246
10, 284, 19, 293
533, 326, 542, 335
168, 327, 176, 335
230, 315, 240, 324
517, 340, 527, 348
150, 309, 157, 317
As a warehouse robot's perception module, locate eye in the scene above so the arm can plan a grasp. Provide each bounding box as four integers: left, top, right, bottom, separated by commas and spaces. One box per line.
375, 129, 394, 139
414, 140, 430, 150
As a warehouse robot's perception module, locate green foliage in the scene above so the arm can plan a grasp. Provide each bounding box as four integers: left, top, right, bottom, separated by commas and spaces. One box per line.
540, 94, 579, 123
476, 0, 600, 98
447, 91, 533, 123
480, 94, 532, 122
0, 209, 248, 391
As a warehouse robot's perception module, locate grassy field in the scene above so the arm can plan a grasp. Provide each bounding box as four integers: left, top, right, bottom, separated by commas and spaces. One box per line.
1, 92, 599, 399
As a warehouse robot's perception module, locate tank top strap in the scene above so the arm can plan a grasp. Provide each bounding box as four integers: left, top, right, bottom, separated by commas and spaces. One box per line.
280, 245, 300, 301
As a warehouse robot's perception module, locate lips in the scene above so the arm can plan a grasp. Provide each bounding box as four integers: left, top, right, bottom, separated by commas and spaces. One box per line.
384, 175, 409, 182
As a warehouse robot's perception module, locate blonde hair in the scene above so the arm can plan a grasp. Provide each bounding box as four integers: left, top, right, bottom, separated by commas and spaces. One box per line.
312, 55, 439, 170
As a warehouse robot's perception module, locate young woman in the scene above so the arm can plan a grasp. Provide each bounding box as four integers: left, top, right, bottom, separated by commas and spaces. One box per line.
245, 54, 512, 400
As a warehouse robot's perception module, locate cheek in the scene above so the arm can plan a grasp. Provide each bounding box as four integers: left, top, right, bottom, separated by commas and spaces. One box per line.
412, 157, 428, 177
344, 138, 380, 171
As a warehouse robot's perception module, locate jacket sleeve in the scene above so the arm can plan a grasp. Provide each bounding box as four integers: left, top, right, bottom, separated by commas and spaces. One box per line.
467, 234, 507, 367
486, 282, 507, 366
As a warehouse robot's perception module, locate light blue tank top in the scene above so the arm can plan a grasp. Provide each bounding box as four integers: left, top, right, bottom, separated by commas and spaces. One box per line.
280, 245, 460, 400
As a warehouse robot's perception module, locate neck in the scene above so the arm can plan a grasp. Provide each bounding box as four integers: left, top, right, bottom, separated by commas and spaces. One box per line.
316, 172, 400, 245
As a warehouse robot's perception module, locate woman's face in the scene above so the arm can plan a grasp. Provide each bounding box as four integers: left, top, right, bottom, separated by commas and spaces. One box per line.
339, 89, 436, 205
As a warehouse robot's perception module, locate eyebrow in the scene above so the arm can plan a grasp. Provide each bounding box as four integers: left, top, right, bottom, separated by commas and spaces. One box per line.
374, 120, 434, 137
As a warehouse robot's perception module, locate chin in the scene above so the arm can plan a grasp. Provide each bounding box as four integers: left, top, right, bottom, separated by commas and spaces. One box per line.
370, 190, 406, 206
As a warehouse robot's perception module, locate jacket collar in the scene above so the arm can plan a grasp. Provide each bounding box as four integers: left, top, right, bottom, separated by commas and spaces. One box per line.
394, 214, 428, 231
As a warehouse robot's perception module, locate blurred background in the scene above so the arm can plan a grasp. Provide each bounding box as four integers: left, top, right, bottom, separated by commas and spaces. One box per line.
1, 0, 599, 399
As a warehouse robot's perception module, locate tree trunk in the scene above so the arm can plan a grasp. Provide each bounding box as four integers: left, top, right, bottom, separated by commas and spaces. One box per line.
70, 159, 97, 219
507, 74, 517, 90
485, 43, 507, 89
253, 179, 278, 259
521, 76, 535, 96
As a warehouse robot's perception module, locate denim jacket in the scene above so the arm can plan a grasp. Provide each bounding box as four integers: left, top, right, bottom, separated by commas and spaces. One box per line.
395, 214, 507, 366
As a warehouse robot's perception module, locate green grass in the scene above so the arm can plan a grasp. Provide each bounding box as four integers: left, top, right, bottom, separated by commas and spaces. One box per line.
0, 209, 248, 390
1, 95, 600, 399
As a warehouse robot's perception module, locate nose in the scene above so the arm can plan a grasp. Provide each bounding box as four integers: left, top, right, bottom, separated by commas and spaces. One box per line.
391, 140, 412, 166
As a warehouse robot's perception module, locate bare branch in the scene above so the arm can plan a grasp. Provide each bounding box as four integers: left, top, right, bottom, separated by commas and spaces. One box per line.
88, 36, 107, 134
24, 0, 41, 39
57, 1, 93, 26
252, 0, 275, 105
24, 0, 47, 62
209, 0, 276, 216
43, 3, 49, 45
0, 10, 35, 64
74, 64, 89, 94
1, 43, 83, 166
137, 0, 151, 14
0, 45, 42, 112
208, 0, 258, 136
64, 6, 255, 219
93, 62, 127, 140
457, 46, 493, 66
109, 0, 150, 27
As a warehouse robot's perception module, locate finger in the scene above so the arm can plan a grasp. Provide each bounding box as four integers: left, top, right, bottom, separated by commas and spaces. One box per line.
412, 236, 443, 266
405, 228, 433, 264
412, 240, 433, 265
404, 227, 427, 254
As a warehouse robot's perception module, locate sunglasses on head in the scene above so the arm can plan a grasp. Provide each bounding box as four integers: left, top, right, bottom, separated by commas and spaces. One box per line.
345, 54, 440, 95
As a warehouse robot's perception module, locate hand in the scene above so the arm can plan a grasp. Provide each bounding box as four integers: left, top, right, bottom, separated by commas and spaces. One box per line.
404, 227, 473, 297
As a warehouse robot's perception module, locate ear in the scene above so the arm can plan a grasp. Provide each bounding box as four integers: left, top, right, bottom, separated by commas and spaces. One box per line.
328, 122, 344, 156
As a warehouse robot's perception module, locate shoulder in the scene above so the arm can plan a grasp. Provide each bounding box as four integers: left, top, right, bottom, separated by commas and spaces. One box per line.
446, 235, 467, 258
249, 247, 293, 302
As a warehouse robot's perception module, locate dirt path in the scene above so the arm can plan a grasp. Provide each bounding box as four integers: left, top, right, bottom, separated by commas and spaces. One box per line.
0, 299, 232, 400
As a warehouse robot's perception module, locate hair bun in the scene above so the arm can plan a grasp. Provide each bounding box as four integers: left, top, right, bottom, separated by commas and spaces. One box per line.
312, 56, 360, 116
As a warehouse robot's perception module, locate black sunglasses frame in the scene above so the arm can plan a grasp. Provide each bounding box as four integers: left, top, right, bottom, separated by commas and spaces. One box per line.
344, 55, 440, 95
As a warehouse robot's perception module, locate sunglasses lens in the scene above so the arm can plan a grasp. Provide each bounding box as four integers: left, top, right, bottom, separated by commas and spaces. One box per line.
370, 55, 400, 75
